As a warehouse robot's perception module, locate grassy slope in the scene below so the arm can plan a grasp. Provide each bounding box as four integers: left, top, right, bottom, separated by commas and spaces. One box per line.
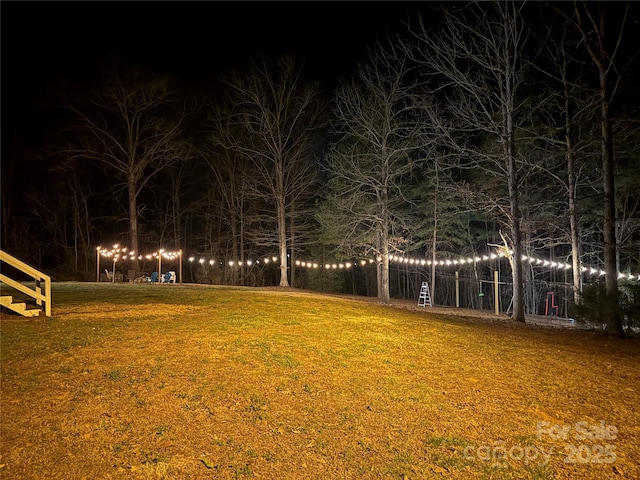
1, 282, 638, 479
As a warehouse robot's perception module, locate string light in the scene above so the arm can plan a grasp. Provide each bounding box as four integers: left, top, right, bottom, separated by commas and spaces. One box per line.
291, 250, 638, 281
96, 245, 638, 281
99, 246, 182, 260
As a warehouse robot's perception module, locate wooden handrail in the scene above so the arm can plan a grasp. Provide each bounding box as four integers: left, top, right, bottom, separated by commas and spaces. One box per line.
0, 249, 51, 316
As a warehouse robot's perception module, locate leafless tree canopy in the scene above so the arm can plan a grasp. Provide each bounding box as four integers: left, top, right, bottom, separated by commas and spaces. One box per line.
220, 54, 328, 287
319, 37, 425, 304
59, 59, 192, 266
407, 1, 532, 321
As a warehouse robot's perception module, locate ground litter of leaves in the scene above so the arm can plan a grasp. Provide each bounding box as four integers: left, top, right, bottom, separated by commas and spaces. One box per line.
1, 282, 638, 480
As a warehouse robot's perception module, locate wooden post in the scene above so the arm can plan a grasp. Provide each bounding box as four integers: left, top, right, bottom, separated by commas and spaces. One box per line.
35, 283, 42, 308
455, 271, 460, 308
494, 270, 499, 315
44, 278, 51, 316
96, 247, 101, 282
179, 250, 182, 284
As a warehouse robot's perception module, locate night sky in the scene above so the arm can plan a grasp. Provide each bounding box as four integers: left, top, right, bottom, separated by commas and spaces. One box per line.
1, 1, 425, 143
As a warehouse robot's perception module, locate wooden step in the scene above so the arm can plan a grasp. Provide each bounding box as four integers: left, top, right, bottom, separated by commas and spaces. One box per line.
0, 295, 41, 317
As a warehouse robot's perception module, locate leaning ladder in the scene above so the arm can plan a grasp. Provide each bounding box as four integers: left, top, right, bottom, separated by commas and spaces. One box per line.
418, 281, 432, 307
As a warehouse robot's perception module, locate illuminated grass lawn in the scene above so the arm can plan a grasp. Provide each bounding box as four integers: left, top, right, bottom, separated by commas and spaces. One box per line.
1, 282, 638, 479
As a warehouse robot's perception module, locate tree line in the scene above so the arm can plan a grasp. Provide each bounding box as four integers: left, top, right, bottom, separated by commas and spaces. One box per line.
2, 1, 638, 334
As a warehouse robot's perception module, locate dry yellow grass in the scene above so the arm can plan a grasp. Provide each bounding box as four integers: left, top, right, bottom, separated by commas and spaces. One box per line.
1, 282, 638, 479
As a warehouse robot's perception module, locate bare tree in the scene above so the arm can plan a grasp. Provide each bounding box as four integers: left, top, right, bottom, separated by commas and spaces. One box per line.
614, 124, 640, 273
408, 1, 532, 321
60, 59, 191, 268
22, 138, 103, 278
55, 149, 96, 276
221, 54, 327, 287
405, 148, 472, 305
555, 39, 597, 306
318, 37, 423, 304
197, 102, 256, 285
148, 161, 193, 253
1, 137, 20, 250
530, 20, 602, 305
558, 1, 637, 335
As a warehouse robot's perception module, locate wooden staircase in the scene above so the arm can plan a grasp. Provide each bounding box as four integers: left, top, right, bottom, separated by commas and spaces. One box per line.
0, 249, 51, 317
0, 295, 42, 317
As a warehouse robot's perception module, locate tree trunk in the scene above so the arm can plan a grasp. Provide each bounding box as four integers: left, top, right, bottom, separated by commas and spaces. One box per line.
379, 157, 391, 305
171, 172, 182, 251
507, 144, 525, 322
229, 180, 239, 285
431, 231, 436, 305
289, 210, 296, 288
560, 60, 583, 306
128, 177, 140, 272
601, 87, 622, 335
376, 250, 383, 299
277, 196, 289, 287
431, 158, 439, 305
239, 191, 245, 286
73, 203, 79, 276
567, 145, 582, 305
571, 0, 627, 335
380, 239, 390, 304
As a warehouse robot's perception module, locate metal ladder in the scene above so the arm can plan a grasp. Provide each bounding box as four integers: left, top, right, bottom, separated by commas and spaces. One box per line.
418, 281, 432, 307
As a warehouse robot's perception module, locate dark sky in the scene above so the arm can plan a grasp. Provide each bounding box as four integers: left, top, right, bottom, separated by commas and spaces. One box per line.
1, 1, 425, 142
4, 1, 636, 145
